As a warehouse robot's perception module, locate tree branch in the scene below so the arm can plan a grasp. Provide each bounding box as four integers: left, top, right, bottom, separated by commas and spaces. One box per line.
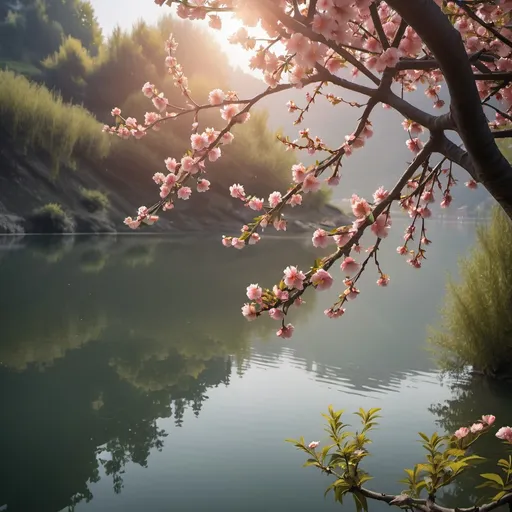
493, 129, 512, 139
387, 0, 512, 220
369, 2, 390, 50
438, 135, 477, 180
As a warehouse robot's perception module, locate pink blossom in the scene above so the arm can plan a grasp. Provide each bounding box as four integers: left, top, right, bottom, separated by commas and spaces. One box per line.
142, 82, 155, 98
324, 307, 345, 318
144, 112, 161, 126
124, 217, 141, 230
208, 147, 221, 162
231, 237, 245, 250
249, 233, 261, 245
312, 229, 329, 248
269, 308, 284, 321
163, 201, 174, 211
165, 173, 178, 187
222, 132, 235, 145
222, 236, 232, 247
268, 191, 282, 208
347, 287, 360, 300
283, 266, 306, 290
308, 441, 320, 450
181, 156, 198, 174
440, 193, 452, 208
160, 185, 171, 199
241, 303, 257, 321
292, 164, 307, 183
327, 175, 340, 187
273, 218, 287, 231
277, 323, 295, 339
377, 47, 401, 70
140, 215, 159, 226
111, 107, 121, 117
311, 269, 333, 291
454, 427, 470, 439
465, 180, 478, 189
289, 194, 303, 207
209, 88, 225, 106
373, 186, 389, 204
152, 93, 168, 112
152, 172, 165, 185
191, 133, 208, 151
221, 104, 240, 122
246, 284, 263, 301
165, 157, 178, 172
496, 427, 512, 442
470, 423, 484, 434
406, 138, 423, 153
248, 197, 264, 211
351, 194, 372, 218
273, 286, 289, 302
209, 14, 222, 29
340, 257, 361, 276
230, 184, 246, 200
303, 174, 321, 193
397, 245, 407, 255
377, 276, 390, 286
177, 186, 192, 200
371, 214, 392, 238
197, 179, 210, 193
482, 415, 496, 426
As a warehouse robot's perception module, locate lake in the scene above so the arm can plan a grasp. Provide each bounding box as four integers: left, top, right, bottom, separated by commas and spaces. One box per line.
1, 222, 512, 512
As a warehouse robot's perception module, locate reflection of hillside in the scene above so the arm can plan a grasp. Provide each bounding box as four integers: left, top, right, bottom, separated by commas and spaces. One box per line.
0, 235, 320, 371
0, 235, 321, 511
429, 377, 512, 508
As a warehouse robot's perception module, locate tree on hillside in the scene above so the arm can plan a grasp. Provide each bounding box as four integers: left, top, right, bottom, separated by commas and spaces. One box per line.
105, 2, 512, 508
0, 0, 101, 64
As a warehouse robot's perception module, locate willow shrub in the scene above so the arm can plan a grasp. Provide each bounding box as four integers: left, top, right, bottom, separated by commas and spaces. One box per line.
430, 206, 512, 377
0, 70, 109, 175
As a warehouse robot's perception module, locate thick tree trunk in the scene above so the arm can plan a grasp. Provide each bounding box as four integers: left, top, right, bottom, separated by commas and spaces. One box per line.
387, 0, 512, 220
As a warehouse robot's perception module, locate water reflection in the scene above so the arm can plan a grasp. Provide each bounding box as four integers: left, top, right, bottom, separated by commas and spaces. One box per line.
0, 226, 487, 512
0, 234, 322, 511
430, 377, 512, 509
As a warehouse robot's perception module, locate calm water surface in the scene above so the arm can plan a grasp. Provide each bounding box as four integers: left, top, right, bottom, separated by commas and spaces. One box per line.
1, 222, 512, 512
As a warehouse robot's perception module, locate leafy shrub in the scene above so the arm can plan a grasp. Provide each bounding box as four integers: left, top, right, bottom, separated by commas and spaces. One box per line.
27, 203, 74, 233
430, 206, 512, 377
79, 188, 109, 213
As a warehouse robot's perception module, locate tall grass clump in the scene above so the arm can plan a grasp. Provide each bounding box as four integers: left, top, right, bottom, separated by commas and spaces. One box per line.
0, 70, 109, 174
430, 206, 512, 377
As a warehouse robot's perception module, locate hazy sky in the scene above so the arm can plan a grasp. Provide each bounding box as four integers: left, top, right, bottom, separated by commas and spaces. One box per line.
89, 0, 254, 71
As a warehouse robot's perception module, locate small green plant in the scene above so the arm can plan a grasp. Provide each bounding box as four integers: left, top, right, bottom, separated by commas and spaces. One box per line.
27, 203, 74, 234
79, 188, 110, 213
430, 206, 512, 377
290, 408, 512, 511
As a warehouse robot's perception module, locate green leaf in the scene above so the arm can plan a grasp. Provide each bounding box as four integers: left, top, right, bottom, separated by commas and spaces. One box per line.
358, 474, 373, 486
418, 432, 430, 443
480, 473, 505, 487
492, 491, 507, 501
353, 490, 369, 512
445, 448, 466, 458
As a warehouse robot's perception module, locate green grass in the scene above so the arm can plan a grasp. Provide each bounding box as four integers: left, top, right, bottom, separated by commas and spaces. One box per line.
0, 70, 109, 175
79, 187, 109, 213
27, 203, 75, 233
429, 206, 512, 377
